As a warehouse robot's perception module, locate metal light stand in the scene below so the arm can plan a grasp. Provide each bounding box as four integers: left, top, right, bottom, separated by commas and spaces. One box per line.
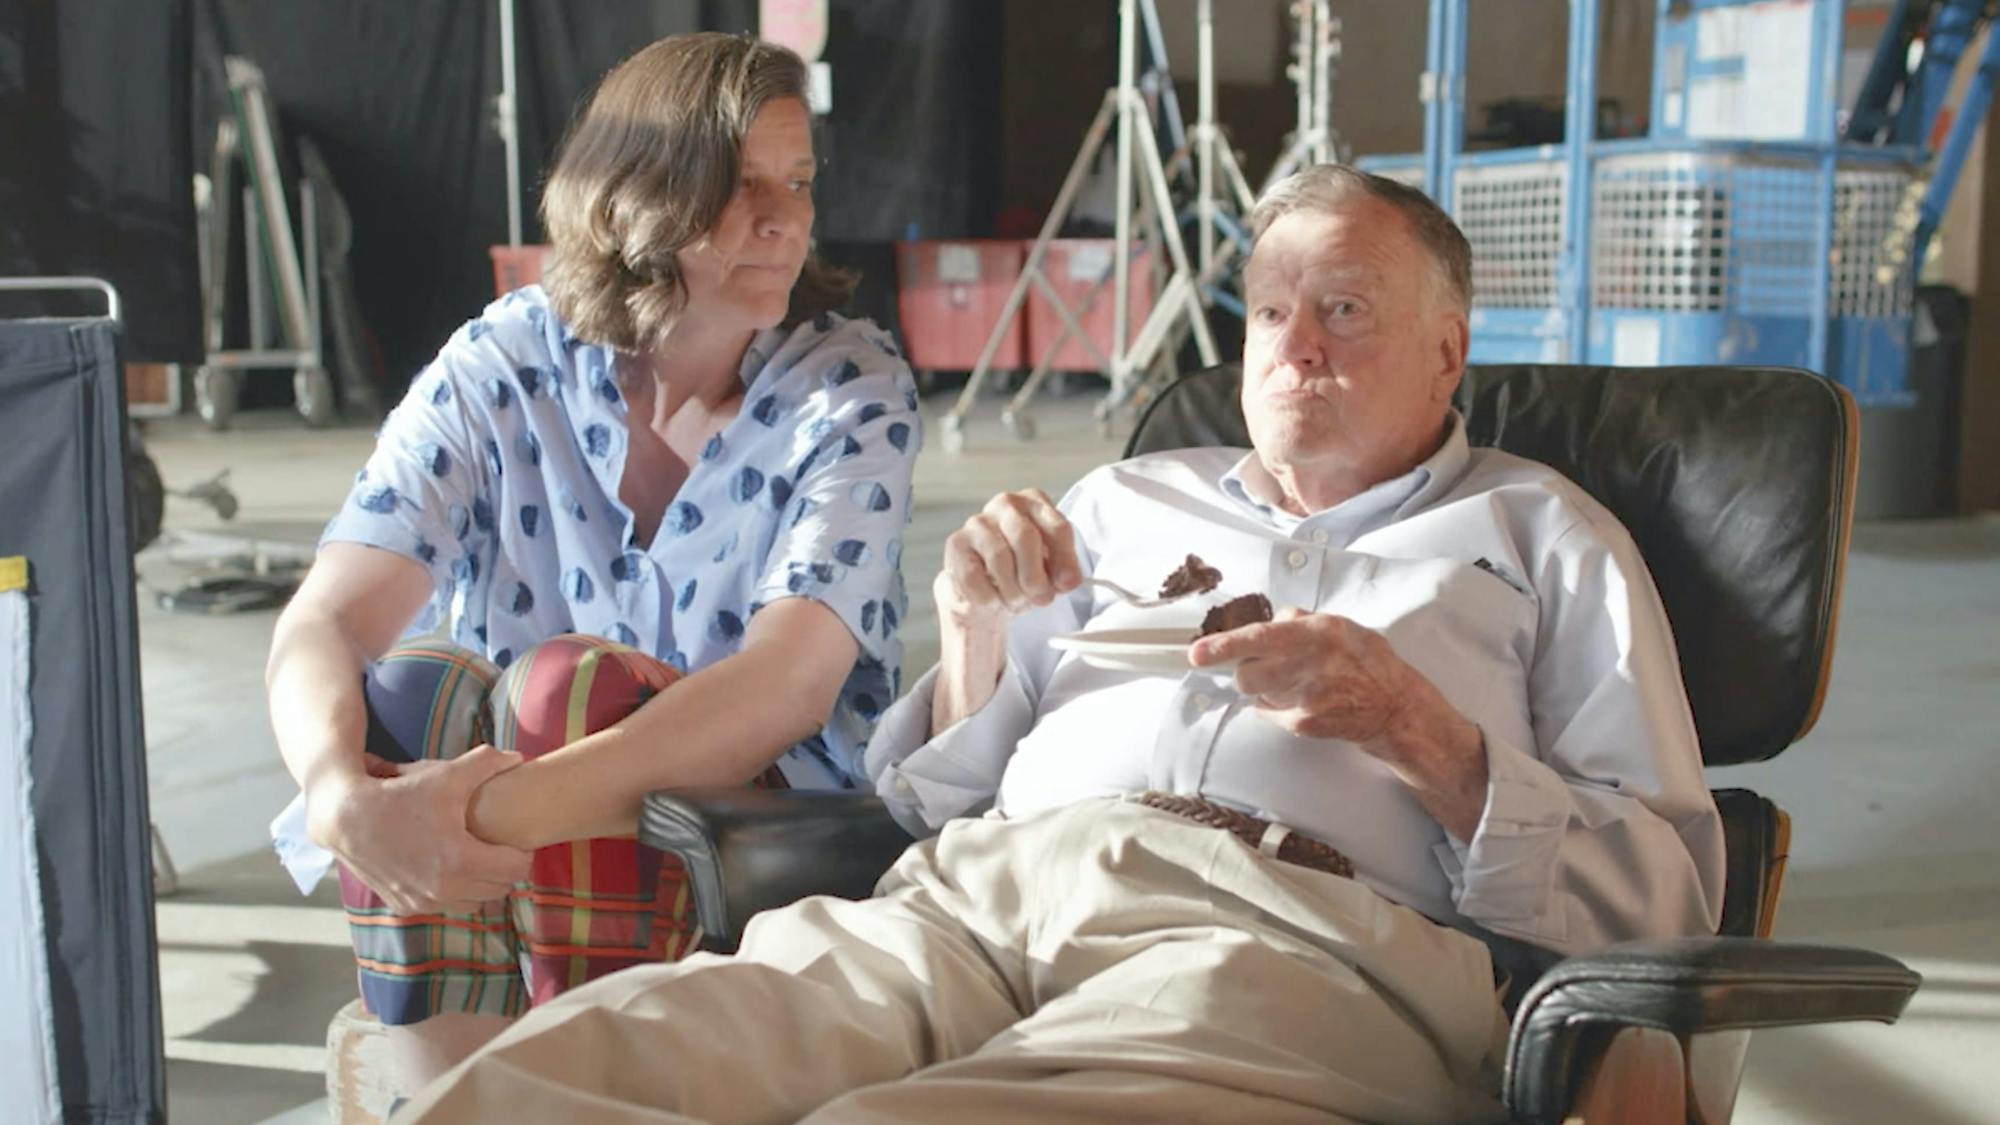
192, 58, 333, 431
1261, 0, 1345, 195
940, 0, 1219, 452
1177, 0, 1260, 322
497, 0, 524, 248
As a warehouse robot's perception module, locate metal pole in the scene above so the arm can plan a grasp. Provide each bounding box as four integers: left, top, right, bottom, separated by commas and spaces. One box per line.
1312, 1, 1333, 164
499, 0, 523, 247
1807, 0, 1845, 376
1561, 0, 1600, 363
1439, 0, 1467, 213
1198, 0, 1216, 281
1913, 21, 2000, 265
231, 60, 313, 351
1422, 0, 1447, 200
302, 181, 322, 367
1113, 0, 1138, 392
245, 185, 268, 351
1293, 2, 1314, 157
1133, 100, 1220, 366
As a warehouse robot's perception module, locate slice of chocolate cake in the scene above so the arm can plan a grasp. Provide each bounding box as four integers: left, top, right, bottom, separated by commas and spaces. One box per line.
1198, 593, 1273, 637
1158, 554, 1223, 599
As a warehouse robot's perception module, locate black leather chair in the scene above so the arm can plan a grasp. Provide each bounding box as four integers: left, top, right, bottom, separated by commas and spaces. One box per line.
640, 363, 1921, 1123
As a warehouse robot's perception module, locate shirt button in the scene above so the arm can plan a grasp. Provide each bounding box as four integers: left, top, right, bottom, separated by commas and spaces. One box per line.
1286, 548, 1308, 570
1310, 529, 1329, 544
1192, 693, 1214, 711
892, 775, 914, 796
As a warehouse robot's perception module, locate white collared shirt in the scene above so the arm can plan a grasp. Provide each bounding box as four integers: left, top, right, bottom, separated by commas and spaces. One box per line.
865, 414, 1725, 955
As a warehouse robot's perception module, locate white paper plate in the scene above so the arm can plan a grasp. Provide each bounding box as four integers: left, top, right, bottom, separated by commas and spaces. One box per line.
1048, 627, 1238, 676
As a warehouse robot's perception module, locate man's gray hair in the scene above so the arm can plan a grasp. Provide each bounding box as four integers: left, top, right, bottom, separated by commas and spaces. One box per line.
1247, 164, 1473, 315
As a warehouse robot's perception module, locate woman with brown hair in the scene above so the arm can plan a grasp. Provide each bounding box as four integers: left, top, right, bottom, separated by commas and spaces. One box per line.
265, 32, 919, 1088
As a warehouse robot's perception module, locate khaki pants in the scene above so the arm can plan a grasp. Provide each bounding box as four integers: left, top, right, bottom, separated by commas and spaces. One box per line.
400, 798, 1510, 1124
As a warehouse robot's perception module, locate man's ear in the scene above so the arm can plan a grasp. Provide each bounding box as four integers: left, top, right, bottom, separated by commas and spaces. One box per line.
1433, 312, 1470, 402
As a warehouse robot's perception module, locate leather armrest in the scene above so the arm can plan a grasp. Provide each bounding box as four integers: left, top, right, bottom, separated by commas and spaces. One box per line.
1503, 937, 1920, 1123
638, 787, 914, 952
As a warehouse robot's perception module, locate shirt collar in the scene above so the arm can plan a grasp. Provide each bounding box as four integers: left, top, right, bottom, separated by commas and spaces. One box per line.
563, 319, 789, 515
1219, 410, 1472, 533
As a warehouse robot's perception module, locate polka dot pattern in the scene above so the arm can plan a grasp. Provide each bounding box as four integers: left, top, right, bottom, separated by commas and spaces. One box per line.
323, 288, 920, 791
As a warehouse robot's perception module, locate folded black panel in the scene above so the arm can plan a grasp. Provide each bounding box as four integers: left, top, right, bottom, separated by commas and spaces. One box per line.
0, 318, 165, 1125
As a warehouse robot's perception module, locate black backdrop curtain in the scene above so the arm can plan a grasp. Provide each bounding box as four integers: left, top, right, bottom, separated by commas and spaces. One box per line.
196, 0, 1001, 404
0, 0, 201, 363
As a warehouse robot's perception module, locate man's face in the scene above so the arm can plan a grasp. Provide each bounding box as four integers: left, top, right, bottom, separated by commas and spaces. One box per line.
1239, 198, 1468, 494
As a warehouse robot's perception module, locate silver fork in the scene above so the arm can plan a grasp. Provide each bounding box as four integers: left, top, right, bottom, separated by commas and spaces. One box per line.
1079, 576, 1196, 610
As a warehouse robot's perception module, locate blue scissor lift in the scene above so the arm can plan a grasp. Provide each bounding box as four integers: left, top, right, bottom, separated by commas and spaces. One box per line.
1357, 0, 1998, 408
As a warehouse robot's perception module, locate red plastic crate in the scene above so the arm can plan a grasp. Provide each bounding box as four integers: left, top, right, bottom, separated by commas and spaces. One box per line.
894, 240, 1026, 370
1025, 239, 1154, 373
489, 244, 554, 298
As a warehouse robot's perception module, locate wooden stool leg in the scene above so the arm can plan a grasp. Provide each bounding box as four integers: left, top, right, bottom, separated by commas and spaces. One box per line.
1563, 1027, 1687, 1125
326, 999, 393, 1125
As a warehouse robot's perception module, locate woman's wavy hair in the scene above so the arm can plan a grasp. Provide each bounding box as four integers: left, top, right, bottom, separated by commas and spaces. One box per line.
538, 33, 853, 354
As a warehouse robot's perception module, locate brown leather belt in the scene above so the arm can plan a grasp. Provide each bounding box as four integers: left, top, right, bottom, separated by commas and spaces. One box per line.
1134, 791, 1354, 879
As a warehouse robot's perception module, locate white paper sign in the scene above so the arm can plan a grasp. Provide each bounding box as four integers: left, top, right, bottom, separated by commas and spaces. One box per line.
1695, 6, 1744, 61
759, 0, 828, 62
1686, 1, 1814, 140
1741, 2, 1813, 139
1688, 75, 1746, 138
1066, 243, 1115, 284
936, 244, 981, 284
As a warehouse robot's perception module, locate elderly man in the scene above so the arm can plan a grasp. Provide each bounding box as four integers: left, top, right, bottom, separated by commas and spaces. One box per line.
403, 166, 1724, 1124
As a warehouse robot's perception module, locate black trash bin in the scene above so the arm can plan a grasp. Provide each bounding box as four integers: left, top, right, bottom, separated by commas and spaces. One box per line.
1856, 285, 1968, 520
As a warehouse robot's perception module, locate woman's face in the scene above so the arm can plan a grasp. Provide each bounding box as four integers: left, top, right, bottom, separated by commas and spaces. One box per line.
675, 97, 817, 338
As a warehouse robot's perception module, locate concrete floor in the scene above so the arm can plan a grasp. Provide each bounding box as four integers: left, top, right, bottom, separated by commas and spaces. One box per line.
136, 388, 2000, 1124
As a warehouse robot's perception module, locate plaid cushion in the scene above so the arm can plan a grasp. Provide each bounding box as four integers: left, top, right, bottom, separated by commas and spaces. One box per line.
338, 635, 785, 1024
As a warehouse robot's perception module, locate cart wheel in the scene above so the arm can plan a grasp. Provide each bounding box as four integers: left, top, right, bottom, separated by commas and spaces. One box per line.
1001, 409, 1037, 442
195, 366, 238, 431
126, 428, 166, 554
941, 412, 967, 454
295, 366, 337, 428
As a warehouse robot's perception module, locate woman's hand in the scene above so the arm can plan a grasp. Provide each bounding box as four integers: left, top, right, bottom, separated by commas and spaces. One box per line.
307, 745, 533, 916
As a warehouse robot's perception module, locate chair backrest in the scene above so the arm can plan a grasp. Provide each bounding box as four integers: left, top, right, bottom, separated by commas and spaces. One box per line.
1125, 363, 1859, 770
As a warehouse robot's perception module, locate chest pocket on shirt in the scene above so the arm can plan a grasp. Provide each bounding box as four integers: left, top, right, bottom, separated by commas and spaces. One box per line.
1338, 555, 1537, 720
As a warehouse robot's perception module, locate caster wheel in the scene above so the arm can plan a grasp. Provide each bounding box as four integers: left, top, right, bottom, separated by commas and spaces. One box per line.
126, 431, 165, 554
1001, 410, 1037, 441
941, 413, 967, 454
194, 366, 238, 430
295, 366, 338, 428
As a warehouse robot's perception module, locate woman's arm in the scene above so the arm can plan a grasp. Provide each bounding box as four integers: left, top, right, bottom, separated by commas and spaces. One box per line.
269, 543, 531, 912
465, 596, 859, 848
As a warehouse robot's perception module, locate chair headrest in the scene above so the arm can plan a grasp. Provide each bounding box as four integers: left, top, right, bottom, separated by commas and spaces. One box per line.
1124, 363, 1858, 766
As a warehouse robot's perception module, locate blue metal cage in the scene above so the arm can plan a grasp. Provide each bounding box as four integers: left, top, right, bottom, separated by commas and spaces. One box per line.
1353, 0, 1994, 409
